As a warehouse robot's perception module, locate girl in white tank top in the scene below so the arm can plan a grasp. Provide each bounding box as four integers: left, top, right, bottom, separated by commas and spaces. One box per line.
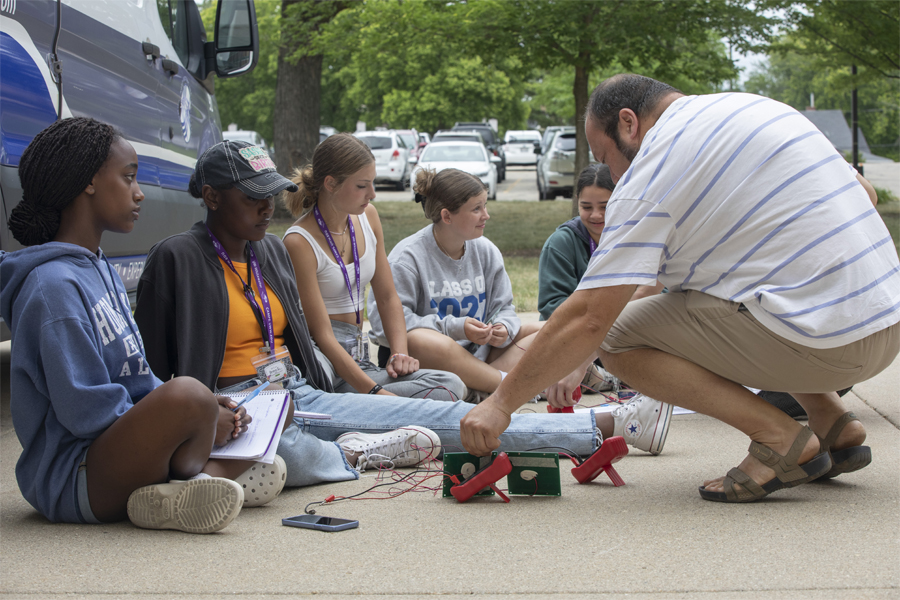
281, 134, 464, 402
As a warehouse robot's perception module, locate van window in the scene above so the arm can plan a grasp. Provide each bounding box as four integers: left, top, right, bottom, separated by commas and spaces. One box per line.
157, 0, 204, 68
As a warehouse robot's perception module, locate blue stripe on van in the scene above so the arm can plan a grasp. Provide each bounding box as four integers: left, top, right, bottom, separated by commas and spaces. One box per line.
138, 156, 194, 190
0, 32, 58, 167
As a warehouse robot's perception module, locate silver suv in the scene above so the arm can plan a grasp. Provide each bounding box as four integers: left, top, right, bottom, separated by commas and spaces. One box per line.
536, 128, 594, 200
354, 130, 412, 190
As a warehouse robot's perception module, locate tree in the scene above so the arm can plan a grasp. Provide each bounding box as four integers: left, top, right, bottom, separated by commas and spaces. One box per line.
318, 0, 529, 134
274, 0, 346, 182
477, 0, 775, 213
767, 0, 899, 83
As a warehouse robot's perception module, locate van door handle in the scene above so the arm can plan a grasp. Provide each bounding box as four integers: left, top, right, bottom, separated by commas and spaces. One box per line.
142, 42, 160, 59
161, 59, 179, 76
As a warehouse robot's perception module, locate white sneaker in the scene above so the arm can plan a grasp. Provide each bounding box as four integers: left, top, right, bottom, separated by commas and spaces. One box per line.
127, 477, 243, 533
234, 455, 286, 507
582, 363, 616, 393
337, 426, 441, 472
612, 394, 673, 455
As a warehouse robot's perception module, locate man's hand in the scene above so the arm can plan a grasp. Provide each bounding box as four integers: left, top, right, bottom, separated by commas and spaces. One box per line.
487, 324, 509, 348
459, 398, 512, 456
543, 367, 585, 409
464, 318, 493, 345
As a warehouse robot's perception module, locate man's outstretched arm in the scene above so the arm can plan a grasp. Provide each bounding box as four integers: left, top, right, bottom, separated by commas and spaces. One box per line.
460, 284, 635, 455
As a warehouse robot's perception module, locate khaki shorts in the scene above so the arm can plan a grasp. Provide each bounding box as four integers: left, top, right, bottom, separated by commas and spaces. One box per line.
601, 290, 900, 393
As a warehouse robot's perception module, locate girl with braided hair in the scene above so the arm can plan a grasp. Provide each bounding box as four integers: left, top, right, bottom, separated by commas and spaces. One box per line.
0, 117, 248, 533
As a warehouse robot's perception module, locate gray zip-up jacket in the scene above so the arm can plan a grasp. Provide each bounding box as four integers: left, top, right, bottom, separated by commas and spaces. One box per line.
135, 221, 333, 392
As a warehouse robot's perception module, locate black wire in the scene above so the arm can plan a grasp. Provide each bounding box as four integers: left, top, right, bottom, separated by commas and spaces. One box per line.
523, 446, 585, 462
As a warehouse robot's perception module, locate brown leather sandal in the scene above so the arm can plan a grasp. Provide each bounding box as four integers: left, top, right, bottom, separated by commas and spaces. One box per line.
817, 412, 871, 479
699, 426, 832, 503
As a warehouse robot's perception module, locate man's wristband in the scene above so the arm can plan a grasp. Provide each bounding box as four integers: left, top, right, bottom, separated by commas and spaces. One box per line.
368, 384, 384, 395
388, 353, 406, 366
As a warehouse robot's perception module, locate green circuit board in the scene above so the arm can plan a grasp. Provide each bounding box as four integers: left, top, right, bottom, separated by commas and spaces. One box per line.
442, 452, 562, 498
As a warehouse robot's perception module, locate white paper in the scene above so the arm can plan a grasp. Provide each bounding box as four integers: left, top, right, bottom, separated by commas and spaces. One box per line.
210, 389, 290, 462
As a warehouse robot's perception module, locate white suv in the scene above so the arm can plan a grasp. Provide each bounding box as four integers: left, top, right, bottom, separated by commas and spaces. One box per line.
354, 130, 412, 191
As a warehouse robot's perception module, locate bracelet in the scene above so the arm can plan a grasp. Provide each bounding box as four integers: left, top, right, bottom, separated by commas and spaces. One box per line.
368, 384, 384, 395
388, 353, 407, 366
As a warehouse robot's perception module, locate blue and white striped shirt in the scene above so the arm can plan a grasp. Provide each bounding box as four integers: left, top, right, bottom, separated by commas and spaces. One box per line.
578, 93, 900, 349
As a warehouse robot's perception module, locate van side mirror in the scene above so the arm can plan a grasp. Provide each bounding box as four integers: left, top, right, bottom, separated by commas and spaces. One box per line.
211, 0, 259, 77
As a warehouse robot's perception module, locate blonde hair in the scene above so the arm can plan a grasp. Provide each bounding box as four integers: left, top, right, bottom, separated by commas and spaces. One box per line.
413, 168, 487, 222
282, 133, 374, 217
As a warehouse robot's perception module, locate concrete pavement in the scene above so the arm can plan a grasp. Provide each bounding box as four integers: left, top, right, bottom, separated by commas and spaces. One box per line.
1, 314, 898, 599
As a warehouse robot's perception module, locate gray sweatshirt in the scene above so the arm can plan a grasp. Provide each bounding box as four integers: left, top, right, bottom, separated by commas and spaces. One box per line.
367, 224, 520, 361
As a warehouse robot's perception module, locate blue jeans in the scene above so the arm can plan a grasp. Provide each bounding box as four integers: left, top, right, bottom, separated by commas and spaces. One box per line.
276, 376, 600, 488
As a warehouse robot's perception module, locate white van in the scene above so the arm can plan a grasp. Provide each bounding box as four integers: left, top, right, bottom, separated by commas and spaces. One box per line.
0, 0, 260, 337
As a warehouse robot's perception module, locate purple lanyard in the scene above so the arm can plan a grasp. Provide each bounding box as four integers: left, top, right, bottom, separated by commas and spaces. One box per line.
207, 227, 275, 354
589, 238, 597, 254
313, 205, 361, 327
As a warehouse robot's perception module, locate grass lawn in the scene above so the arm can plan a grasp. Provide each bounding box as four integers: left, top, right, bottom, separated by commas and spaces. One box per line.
272, 199, 900, 315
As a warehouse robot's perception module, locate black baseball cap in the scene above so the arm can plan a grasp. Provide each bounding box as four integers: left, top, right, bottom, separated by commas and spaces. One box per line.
193, 140, 298, 199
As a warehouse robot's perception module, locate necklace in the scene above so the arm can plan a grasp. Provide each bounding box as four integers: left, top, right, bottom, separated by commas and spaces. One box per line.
433, 229, 463, 260
329, 222, 349, 236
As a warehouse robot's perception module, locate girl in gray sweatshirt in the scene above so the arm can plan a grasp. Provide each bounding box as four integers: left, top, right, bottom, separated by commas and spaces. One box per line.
368, 168, 544, 398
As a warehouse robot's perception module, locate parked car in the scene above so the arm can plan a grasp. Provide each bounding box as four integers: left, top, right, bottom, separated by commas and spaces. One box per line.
536, 128, 595, 200
411, 141, 499, 200
539, 125, 569, 155
319, 126, 338, 144
0, 0, 259, 340
419, 132, 432, 145
223, 129, 270, 157
502, 130, 542, 166
393, 129, 421, 159
451, 122, 506, 182
354, 130, 411, 190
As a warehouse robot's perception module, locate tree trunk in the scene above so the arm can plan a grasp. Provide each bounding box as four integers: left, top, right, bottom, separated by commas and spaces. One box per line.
273, 0, 324, 218
572, 59, 590, 217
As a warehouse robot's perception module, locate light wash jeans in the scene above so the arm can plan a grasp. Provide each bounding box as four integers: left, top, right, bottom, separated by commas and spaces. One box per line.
326, 320, 466, 402
273, 376, 600, 488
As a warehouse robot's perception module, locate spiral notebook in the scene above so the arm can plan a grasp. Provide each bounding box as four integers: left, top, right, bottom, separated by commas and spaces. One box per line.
210, 389, 291, 464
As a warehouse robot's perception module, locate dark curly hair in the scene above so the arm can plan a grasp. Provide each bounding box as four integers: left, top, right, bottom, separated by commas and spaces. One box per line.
10, 117, 120, 246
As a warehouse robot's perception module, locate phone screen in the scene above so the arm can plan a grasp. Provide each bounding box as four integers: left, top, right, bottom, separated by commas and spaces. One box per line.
282, 515, 359, 531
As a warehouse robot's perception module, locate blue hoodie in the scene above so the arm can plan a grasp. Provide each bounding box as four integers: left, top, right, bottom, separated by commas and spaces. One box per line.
0, 244, 162, 523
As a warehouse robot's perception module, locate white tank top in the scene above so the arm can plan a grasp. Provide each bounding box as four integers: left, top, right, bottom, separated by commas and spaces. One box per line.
284, 212, 377, 316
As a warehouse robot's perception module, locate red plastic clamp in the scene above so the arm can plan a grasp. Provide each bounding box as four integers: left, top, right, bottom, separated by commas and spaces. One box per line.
450, 452, 513, 503
547, 386, 581, 414
571, 436, 629, 486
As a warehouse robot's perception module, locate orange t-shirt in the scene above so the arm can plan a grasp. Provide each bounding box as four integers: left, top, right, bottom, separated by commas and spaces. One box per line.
218, 257, 289, 378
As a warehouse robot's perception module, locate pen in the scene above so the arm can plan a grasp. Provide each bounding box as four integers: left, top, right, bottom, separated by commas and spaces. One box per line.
231, 382, 270, 412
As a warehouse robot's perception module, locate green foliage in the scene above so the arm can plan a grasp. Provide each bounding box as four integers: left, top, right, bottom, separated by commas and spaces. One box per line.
767, 0, 899, 82
744, 42, 900, 160
318, 0, 529, 133
876, 187, 899, 203
200, 0, 281, 142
